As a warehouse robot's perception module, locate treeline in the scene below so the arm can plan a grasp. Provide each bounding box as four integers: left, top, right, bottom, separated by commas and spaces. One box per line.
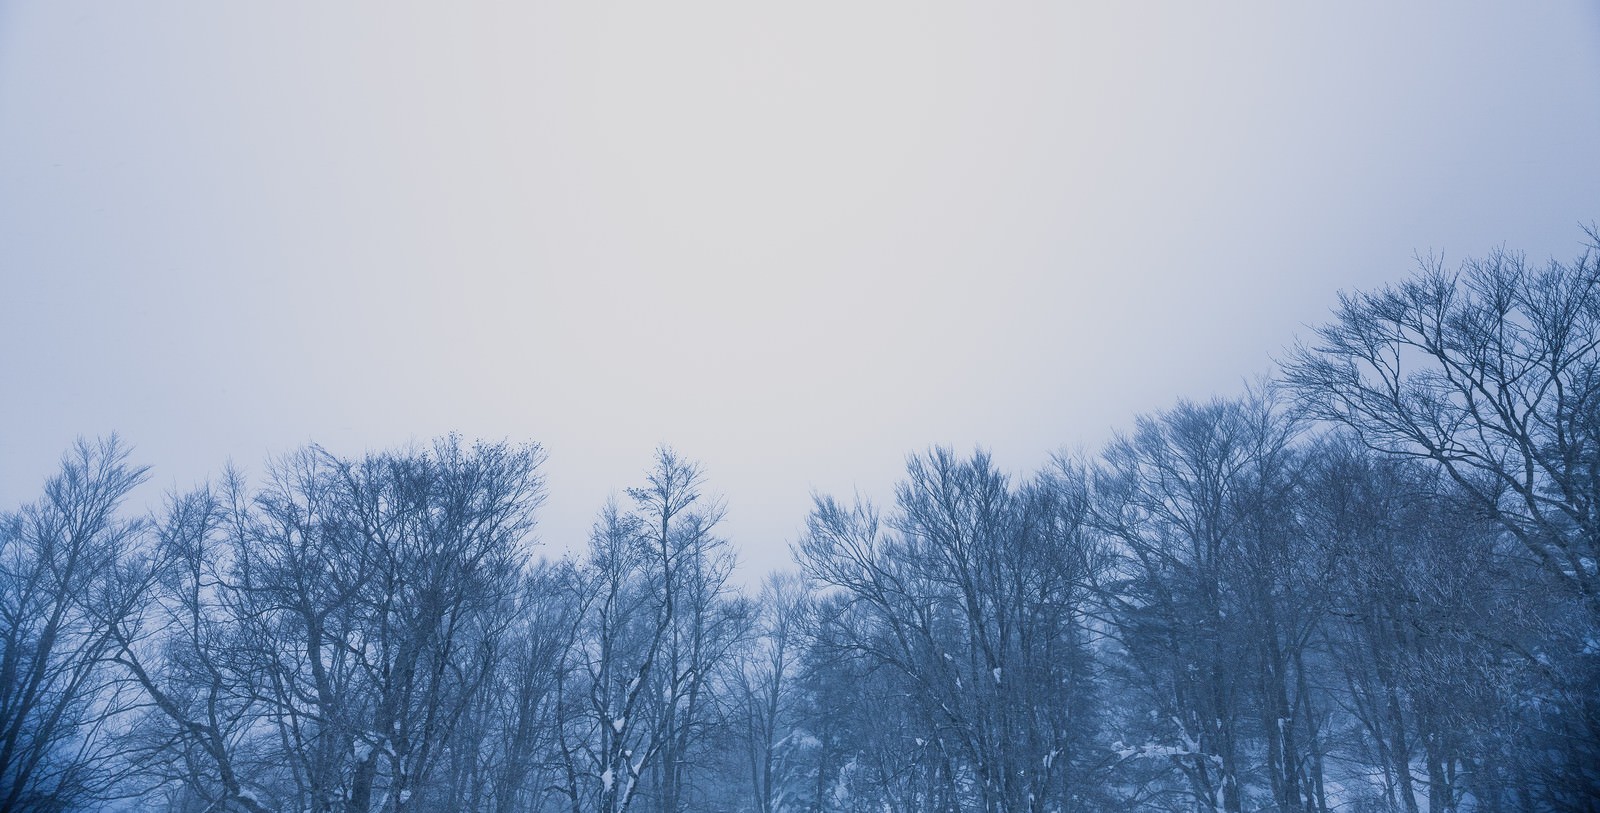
3, 235, 1599, 813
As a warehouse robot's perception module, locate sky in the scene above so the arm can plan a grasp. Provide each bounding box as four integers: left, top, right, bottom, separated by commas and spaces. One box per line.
3, 2, 1599, 583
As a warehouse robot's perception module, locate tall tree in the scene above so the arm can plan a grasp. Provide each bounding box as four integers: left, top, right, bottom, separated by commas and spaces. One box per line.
1285, 234, 1600, 809
110, 437, 546, 813
1284, 233, 1600, 609
556, 447, 743, 813
731, 570, 812, 813
798, 448, 1106, 813
0, 438, 150, 813
1092, 394, 1320, 813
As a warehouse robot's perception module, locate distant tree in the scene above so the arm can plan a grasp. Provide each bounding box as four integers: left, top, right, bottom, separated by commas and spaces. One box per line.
730, 570, 812, 813
0, 437, 150, 813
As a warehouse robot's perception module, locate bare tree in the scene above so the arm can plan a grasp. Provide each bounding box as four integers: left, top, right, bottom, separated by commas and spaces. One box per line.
439, 560, 574, 813
555, 501, 658, 813
731, 570, 811, 813
108, 437, 546, 813
1284, 232, 1600, 610
108, 477, 277, 813
1284, 233, 1600, 808
330, 438, 545, 813
556, 447, 743, 813
1091, 394, 1324, 813
798, 448, 1106, 813
0, 437, 150, 813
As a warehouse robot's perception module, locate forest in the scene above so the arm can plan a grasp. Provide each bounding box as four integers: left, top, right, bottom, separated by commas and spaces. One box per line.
4, 236, 1599, 813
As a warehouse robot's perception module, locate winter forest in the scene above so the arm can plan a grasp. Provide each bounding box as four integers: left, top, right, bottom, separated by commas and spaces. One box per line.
5, 235, 1600, 813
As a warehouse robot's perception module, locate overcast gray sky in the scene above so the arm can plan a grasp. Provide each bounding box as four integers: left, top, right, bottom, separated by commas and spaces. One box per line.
3, 2, 1598, 581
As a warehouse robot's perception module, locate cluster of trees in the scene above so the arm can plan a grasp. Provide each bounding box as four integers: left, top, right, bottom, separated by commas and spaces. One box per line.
3, 234, 1598, 812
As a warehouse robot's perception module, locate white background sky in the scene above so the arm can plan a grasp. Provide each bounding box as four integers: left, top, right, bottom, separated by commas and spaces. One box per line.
3, 2, 1599, 582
